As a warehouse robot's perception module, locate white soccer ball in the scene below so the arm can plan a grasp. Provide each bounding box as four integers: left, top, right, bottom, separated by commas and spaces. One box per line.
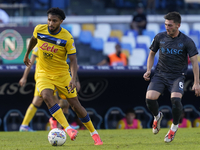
48, 128, 66, 146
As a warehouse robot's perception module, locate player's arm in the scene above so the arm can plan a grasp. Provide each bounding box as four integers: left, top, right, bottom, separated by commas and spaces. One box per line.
24, 36, 37, 67
68, 54, 78, 93
19, 54, 36, 87
143, 50, 156, 81
190, 55, 200, 97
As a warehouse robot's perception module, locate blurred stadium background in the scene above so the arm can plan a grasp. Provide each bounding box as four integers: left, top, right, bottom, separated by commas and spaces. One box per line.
0, 0, 200, 131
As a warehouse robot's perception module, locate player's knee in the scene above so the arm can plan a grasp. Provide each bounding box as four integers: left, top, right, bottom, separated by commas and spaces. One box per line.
171, 97, 183, 110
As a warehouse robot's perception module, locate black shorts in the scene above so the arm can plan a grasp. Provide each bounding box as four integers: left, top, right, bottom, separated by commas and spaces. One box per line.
147, 71, 185, 94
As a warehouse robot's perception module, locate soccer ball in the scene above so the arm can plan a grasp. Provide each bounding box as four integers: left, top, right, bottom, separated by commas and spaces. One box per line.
48, 128, 66, 146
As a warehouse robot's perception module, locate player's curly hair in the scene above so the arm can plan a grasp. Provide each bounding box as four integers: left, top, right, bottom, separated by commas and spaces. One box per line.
164, 11, 181, 24
47, 7, 66, 20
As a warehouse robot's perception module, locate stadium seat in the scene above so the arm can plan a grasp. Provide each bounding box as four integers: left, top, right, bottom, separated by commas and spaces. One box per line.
34, 0, 49, 10
135, 43, 148, 51
133, 106, 153, 128
104, 107, 125, 129
61, 24, 72, 34
124, 29, 138, 38
183, 105, 200, 123
4, 109, 24, 131
160, 23, 165, 31
96, 23, 111, 36
122, 50, 130, 58
146, 23, 160, 35
79, 31, 93, 44
103, 41, 117, 55
30, 109, 51, 131
110, 30, 123, 41
90, 37, 104, 51
67, 23, 81, 38
142, 30, 155, 41
94, 30, 109, 42
189, 30, 200, 48
136, 35, 151, 49
158, 105, 172, 128
121, 43, 132, 55
193, 23, 200, 33
0, 118, 2, 127
82, 24, 95, 35
107, 37, 120, 43
121, 36, 136, 49
179, 23, 190, 35
86, 108, 103, 129
51, 0, 70, 9
129, 48, 147, 66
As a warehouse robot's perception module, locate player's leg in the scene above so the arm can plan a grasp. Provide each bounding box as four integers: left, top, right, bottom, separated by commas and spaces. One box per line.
146, 74, 165, 134
37, 77, 74, 139
164, 76, 184, 143
67, 97, 103, 145
20, 87, 43, 132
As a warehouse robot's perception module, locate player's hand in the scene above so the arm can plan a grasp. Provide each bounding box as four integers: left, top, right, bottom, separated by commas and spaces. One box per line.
23, 55, 31, 67
192, 84, 200, 97
19, 78, 27, 87
68, 79, 76, 93
143, 71, 151, 81
76, 81, 81, 92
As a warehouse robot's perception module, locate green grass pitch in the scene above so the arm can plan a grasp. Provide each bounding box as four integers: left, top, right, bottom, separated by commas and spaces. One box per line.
0, 128, 200, 150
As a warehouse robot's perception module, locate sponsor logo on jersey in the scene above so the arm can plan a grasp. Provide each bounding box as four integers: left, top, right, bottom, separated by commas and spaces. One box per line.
40, 43, 58, 53
0, 29, 23, 60
56, 39, 61, 45
160, 41, 165, 44
160, 47, 183, 55
43, 52, 53, 59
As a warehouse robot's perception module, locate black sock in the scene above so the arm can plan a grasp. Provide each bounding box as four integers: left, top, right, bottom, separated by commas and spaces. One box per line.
171, 97, 183, 125
146, 99, 159, 116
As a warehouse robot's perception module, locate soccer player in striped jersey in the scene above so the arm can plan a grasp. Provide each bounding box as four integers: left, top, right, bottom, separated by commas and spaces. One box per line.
23, 7, 103, 145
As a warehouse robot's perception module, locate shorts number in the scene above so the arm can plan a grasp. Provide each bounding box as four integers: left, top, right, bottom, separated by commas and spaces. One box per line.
65, 86, 74, 93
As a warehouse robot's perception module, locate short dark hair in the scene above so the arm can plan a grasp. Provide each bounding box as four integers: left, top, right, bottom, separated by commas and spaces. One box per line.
125, 108, 135, 115
164, 11, 181, 24
47, 7, 66, 20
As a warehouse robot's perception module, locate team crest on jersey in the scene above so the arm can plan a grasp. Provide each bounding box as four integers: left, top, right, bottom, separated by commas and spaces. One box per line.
178, 43, 183, 47
56, 39, 61, 45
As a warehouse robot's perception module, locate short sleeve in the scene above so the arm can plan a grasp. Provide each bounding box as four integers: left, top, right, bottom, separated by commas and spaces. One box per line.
186, 38, 198, 57
33, 25, 40, 39
149, 34, 160, 53
32, 44, 38, 57
66, 36, 76, 55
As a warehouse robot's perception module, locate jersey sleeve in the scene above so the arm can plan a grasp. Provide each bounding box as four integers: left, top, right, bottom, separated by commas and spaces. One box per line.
149, 34, 160, 53
33, 25, 40, 39
193, 118, 200, 127
66, 36, 76, 55
137, 120, 143, 129
186, 38, 198, 57
186, 119, 192, 128
116, 120, 125, 129
32, 45, 38, 57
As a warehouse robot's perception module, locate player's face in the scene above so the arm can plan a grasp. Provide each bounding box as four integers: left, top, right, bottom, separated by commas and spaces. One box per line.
48, 14, 63, 33
165, 20, 180, 37
126, 113, 135, 124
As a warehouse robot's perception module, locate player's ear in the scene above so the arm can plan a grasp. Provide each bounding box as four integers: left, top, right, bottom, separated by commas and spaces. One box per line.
60, 19, 63, 24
